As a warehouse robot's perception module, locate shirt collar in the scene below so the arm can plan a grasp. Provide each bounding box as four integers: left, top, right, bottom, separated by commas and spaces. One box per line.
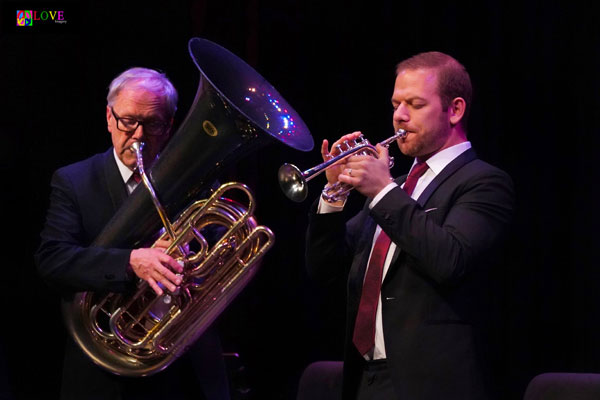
113, 148, 134, 184
412, 141, 472, 175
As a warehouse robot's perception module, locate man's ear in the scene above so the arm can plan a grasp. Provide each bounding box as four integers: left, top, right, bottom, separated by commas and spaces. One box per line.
166, 116, 175, 136
449, 97, 466, 126
106, 105, 113, 129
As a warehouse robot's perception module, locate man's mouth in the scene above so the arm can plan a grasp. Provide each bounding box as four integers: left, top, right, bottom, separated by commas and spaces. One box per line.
398, 130, 413, 141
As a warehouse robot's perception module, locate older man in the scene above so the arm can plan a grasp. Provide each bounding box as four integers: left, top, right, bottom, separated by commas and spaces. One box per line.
306, 52, 514, 400
36, 67, 230, 400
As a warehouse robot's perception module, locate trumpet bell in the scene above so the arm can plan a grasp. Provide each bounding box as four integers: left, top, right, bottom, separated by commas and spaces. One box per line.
277, 163, 307, 202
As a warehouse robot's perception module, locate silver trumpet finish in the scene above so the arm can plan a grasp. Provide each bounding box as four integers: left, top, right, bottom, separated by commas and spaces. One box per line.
278, 129, 407, 202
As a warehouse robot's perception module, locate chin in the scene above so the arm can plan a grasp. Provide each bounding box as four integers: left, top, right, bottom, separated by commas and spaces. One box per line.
398, 143, 417, 157
122, 155, 137, 169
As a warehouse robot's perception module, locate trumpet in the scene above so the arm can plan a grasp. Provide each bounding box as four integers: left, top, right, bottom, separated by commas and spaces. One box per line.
278, 129, 407, 202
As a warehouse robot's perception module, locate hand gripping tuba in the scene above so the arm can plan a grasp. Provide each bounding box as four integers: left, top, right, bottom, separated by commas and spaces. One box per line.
61, 37, 313, 377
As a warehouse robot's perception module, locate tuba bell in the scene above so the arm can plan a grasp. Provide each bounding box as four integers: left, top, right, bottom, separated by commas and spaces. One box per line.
61, 37, 313, 377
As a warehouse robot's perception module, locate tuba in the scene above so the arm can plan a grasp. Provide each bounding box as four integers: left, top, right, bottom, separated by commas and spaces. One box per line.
61, 37, 313, 377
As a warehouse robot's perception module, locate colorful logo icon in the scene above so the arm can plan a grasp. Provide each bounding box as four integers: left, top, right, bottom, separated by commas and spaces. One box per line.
16, 10, 33, 26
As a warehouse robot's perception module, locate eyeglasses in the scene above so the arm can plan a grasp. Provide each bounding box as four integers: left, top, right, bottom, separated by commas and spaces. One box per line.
110, 107, 169, 136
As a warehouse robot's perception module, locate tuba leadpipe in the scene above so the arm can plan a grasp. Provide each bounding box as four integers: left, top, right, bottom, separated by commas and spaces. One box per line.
61, 37, 314, 377
278, 128, 406, 202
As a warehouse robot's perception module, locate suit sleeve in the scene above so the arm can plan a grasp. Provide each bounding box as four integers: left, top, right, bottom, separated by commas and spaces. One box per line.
305, 199, 367, 285
371, 166, 514, 286
35, 170, 133, 293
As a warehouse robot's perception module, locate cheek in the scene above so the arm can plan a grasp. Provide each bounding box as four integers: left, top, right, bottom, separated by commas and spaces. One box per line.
413, 110, 430, 126
111, 132, 132, 154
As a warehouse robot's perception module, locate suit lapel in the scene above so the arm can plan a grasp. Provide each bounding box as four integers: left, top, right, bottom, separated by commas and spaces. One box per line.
102, 148, 128, 212
416, 148, 477, 206
386, 148, 478, 272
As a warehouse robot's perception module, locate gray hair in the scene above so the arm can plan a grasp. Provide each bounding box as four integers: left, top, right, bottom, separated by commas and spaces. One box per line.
107, 67, 178, 118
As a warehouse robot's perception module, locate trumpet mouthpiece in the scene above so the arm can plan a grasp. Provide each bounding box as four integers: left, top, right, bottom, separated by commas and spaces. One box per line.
130, 141, 144, 152
396, 128, 407, 138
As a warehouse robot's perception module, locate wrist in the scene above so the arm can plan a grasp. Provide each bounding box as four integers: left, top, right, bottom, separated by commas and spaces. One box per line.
126, 249, 137, 279
322, 182, 349, 204
369, 182, 398, 209
125, 263, 135, 280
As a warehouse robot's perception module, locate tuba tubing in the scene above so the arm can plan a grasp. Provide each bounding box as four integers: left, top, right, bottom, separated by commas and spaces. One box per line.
61, 37, 313, 377
92, 37, 313, 250
63, 182, 274, 376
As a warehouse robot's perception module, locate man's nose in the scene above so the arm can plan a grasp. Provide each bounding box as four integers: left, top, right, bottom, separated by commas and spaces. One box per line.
131, 124, 145, 141
393, 104, 409, 122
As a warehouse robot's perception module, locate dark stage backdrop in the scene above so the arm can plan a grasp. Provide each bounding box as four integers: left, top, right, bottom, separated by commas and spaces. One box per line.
1, 1, 599, 399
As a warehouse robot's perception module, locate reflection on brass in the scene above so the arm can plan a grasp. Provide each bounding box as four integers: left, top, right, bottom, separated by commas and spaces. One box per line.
278, 129, 407, 202
203, 120, 218, 136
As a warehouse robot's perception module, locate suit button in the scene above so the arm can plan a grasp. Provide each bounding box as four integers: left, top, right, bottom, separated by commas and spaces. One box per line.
105, 273, 115, 280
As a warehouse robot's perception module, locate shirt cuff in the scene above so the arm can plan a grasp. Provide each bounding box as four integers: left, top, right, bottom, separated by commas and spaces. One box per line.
317, 196, 346, 214
369, 182, 398, 209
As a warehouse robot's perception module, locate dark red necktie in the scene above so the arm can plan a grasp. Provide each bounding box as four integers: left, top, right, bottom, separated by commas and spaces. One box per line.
352, 161, 429, 356
132, 170, 142, 184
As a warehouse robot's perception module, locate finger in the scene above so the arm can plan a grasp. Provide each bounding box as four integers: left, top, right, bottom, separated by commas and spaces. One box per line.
344, 156, 370, 168
346, 131, 364, 145
337, 172, 356, 186
147, 277, 163, 296
321, 139, 330, 160
331, 131, 362, 154
154, 239, 171, 250
159, 277, 178, 293
151, 269, 178, 293
157, 265, 183, 286
341, 166, 354, 178
159, 253, 184, 273
342, 131, 362, 141
376, 144, 389, 160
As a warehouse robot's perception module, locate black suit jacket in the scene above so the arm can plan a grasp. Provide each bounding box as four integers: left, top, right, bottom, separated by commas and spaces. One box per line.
35, 148, 229, 400
306, 149, 515, 400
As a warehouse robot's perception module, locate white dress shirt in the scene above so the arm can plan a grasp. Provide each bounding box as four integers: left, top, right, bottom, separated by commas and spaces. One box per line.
113, 149, 139, 194
318, 141, 472, 359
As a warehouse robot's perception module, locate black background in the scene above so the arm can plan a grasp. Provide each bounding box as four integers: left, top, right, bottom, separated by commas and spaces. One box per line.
1, 1, 599, 399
